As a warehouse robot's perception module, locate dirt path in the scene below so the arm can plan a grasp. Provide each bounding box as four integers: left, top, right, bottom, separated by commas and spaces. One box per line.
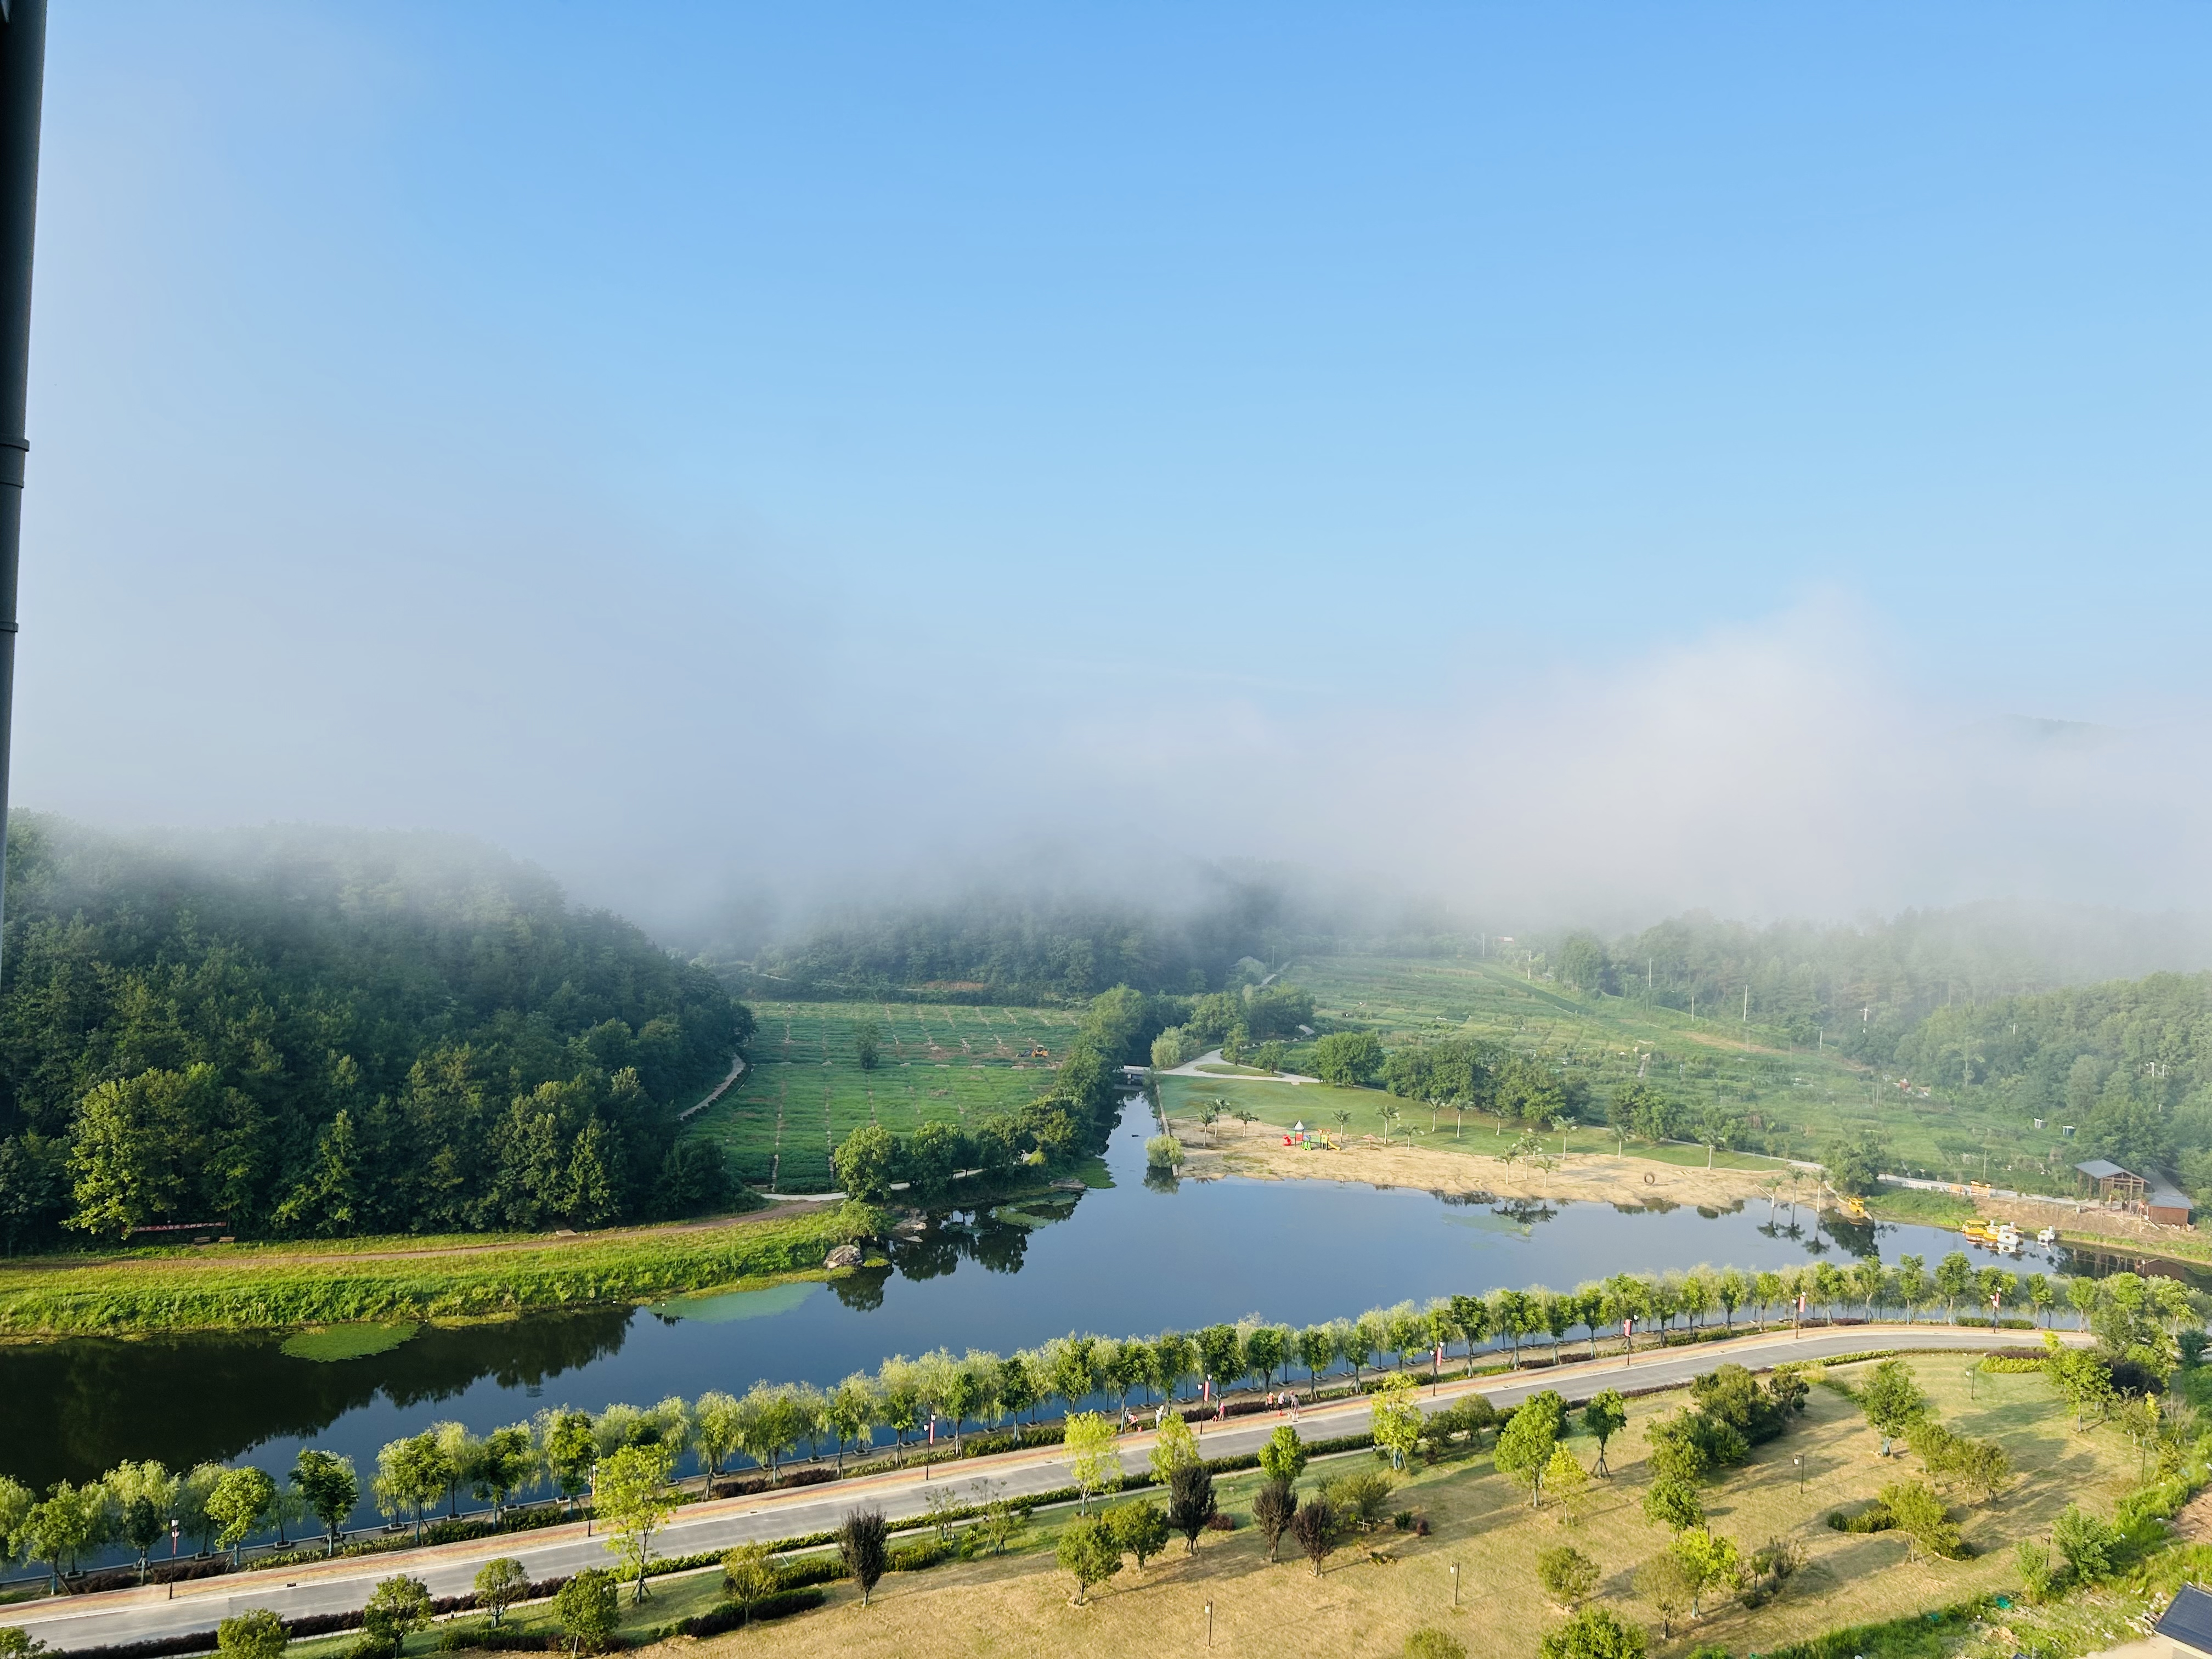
1168, 1111, 1790, 1211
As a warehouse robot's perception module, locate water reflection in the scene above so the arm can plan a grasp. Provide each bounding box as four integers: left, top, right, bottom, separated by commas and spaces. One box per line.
4, 1097, 2206, 1500
0, 1313, 630, 1491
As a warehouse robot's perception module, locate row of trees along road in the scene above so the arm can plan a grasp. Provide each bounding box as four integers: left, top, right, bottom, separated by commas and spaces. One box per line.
3, 1262, 2185, 1593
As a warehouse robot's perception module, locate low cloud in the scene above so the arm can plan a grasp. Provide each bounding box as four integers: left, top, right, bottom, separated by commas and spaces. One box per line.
1034, 597, 2212, 934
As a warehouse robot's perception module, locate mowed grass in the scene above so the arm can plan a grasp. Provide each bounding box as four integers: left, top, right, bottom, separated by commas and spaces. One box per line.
691, 1002, 1086, 1192
1287, 956, 2079, 1193
679, 1357, 2135, 1659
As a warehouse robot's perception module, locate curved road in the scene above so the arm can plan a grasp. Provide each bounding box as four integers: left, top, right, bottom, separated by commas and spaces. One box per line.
4, 1324, 2074, 1652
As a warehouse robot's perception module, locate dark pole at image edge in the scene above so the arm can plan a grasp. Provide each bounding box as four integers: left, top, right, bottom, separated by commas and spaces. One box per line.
0, 0, 44, 967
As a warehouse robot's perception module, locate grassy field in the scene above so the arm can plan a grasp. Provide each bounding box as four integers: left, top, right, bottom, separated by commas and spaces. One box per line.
0, 1206, 856, 1336
688, 1001, 1084, 1192
649, 1355, 2142, 1659
1283, 955, 2083, 1194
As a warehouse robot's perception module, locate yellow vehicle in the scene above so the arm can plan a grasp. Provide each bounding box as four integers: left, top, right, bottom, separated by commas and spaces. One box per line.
1839, 1194, 1869, 1221
1961, 1218, 2023, 1253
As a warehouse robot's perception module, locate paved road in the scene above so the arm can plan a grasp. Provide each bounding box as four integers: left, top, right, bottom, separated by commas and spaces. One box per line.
4, 1324, 2068, 1652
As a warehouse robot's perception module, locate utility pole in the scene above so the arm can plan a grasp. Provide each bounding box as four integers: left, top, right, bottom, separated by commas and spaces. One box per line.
0, 0, 44, 969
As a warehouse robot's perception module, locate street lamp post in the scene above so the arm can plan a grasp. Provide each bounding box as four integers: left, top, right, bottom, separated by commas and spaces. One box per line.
1451, 1562, 1460, 1607
1205, 1601, 1214, 1647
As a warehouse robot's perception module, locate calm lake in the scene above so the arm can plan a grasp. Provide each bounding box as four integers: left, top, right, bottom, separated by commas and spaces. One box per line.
0, 1099, 2186, 1509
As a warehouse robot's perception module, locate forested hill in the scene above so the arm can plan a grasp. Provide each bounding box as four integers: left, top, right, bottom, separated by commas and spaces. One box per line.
1896, 973, 2212, 1192
0, 816, 752, 1249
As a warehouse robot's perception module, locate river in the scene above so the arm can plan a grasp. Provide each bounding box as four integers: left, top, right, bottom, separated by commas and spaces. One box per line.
0, 1099, 2187, 1510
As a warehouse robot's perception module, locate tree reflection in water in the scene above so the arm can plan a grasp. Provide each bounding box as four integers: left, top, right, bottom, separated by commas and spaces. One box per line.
0, 1310, 631, 1492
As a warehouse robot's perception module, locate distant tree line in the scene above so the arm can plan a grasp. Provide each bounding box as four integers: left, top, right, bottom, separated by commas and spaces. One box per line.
1527, 903, 2203, 1061
0, 817, 753, 1249
732, 873, 1415, 1003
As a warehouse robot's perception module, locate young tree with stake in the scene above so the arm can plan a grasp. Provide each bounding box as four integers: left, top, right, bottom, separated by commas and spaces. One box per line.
593, 1443, 676, 1603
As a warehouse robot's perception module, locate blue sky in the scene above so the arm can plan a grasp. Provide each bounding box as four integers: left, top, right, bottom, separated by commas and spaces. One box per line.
16, 4, 2212, 927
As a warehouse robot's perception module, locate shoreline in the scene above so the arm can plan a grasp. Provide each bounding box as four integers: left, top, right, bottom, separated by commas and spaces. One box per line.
1167, 1110, 2212, 1277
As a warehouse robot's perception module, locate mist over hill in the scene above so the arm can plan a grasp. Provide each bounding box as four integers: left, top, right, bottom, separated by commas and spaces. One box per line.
0, 815, 748, 1250
718, 863, 2212, 1019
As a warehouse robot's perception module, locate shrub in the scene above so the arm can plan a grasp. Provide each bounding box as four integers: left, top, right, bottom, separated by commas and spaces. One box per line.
215, 1612, 286, 1659
1538, 1606, 1649, 1659
1107, 1500, 1170, 1570
1057, 1515, 1122, 1605
360, 1577, 432, 1655
554, 1571, 618, 1655
1643, 1477, 1705, 1532
1880, 1480, 1963, 1562
1322, 1469, 1395, 1533
473, 1560, 529, 1630
888, 1541, 950, 1572
1827, 1500, 1894, 1535
1406, 1630, 1469, 1659
1537, 1544, 1600, 1608
720, 1542, 785, 1612
2055, 1504, 2121, 1583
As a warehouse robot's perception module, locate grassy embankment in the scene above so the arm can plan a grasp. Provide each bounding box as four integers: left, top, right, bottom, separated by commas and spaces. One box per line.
398, 1355, 2143, 1659
685, 1000, 1083, 1191
0, 1205, 859, 1338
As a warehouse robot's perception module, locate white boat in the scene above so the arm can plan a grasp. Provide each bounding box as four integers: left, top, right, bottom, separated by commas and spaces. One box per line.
2037, 1227, 2057, 1245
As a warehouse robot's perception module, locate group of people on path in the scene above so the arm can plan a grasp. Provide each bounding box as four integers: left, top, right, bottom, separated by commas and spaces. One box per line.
1117, 1388, 1304, 1436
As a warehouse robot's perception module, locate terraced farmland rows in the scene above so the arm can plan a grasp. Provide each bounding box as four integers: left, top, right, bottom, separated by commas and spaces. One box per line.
1288, 955, 2070, 1186
686, 1001, 1087, 1192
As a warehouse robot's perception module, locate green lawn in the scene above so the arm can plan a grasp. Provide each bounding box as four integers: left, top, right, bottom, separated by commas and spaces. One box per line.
688, 1002, 1085, 1192
656, 1356, 2153, 1659
1283, 956, 2081, 1193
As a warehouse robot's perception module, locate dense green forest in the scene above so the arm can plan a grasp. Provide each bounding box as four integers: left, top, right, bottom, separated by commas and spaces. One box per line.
0, 817, 751, 1251
1895, 974, 2212, 1195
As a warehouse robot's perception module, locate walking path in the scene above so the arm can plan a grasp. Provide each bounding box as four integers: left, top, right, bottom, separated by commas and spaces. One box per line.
1157, 1049, 1323, 1084
2, 1324, 2075, 1652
